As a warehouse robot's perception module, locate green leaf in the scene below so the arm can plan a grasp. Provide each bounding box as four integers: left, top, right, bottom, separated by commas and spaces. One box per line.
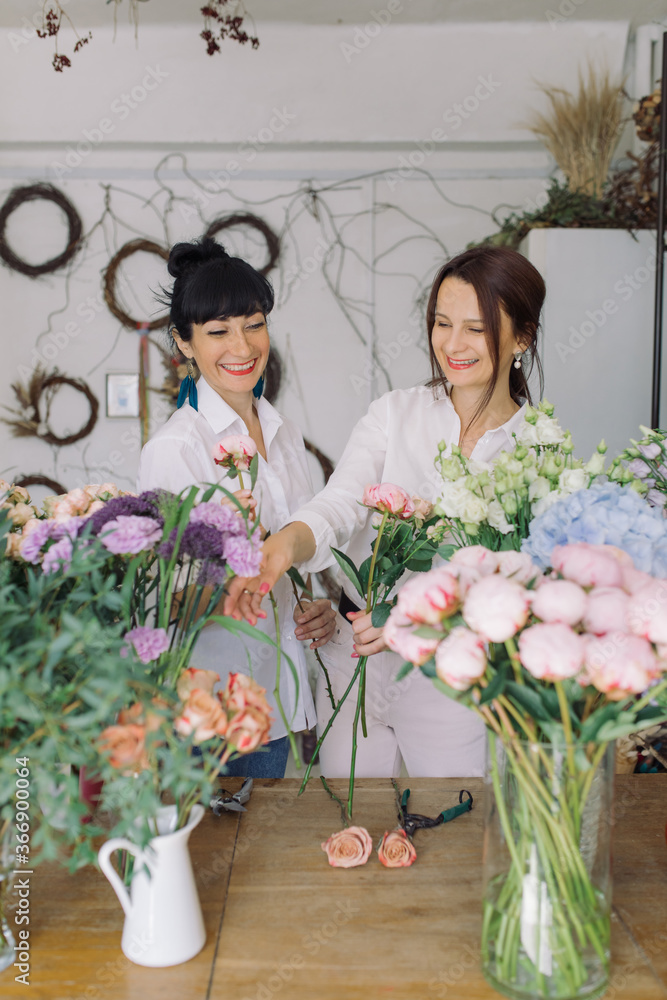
371, 602, 393, 628
505, 680, 552, 721
395, 661, 414, 681
405, 557, 434, 573
286, 566, 310, 595
249, 453, 259, 491
413, 625, 444, 639
420, 657, 437, 679
437, 543, 457, 561
479, 664, 508, 706
330, 548, 364, 599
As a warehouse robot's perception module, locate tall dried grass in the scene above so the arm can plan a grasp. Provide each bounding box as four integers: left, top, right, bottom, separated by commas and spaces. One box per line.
525, 62, 626, 198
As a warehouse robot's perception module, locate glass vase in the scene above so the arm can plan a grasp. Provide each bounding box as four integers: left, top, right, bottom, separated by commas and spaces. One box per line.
481, 734, 614, 1000
0, 821, 16, 974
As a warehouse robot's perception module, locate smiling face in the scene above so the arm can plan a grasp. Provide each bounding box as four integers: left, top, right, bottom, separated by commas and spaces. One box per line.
430, 276, 523, 395
173, 311, 269, 405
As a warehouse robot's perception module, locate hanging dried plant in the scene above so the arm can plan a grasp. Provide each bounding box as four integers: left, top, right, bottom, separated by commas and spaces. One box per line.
524, 62, 626, 198
36, 1, 92, 71
200, 1, 259, 56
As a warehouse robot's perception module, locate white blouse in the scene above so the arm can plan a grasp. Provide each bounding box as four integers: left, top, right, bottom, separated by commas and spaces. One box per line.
137, 376, 316, 739
291, 385, 527, 596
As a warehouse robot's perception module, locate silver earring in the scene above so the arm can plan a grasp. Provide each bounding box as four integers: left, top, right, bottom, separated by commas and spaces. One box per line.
513, 351, 523, 369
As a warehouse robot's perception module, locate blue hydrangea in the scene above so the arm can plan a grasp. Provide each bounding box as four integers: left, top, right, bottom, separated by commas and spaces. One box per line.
521, 482, 667, 575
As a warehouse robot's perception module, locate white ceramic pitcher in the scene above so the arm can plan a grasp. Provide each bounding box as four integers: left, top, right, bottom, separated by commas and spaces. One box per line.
98, 803, 206, 967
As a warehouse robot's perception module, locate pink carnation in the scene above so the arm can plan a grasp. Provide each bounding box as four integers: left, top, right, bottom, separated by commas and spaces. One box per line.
551, 543, 623, 589
123, 626, 170, 664
518, 623, 585, 682
583, 587, 630, 636
584, 632, 660, 700
435, 627, 486, 690
362, 483, 415, 519
463, 575, 531, 642
396, 567, 460, 625
384, 610, 440, 665
530, 579, 587, 626
100, 515, 163, 555
212, 435, 257, 472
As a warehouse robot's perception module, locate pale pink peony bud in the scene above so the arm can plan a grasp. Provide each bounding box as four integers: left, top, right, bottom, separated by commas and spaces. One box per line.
435, 626, 486, 691
463, 575, 531, 642
518, 623, 585, 682
384, 610, 441, 665
396, 567, 460, 625
551, 543, 623, 589
530, 579, 587, 626
584, 632, 661, 700
583, 587, 630, 636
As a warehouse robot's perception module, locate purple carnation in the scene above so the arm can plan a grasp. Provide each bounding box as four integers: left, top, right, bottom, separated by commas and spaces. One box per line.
100, 516, 164, 555
123, 625, 170, 664
20, 520, 52, 563
190, 501, 245, 536
51, 516, 86, 541
87, 493, 165, 536
42, 537, 73, 574
223, 534, 262, 577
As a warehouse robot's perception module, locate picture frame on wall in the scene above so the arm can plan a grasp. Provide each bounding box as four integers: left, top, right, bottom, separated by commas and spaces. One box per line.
106, 373, 139, 418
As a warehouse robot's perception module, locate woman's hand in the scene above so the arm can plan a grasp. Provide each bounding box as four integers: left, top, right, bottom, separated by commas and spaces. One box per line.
223, 488, 257, 521
293, 599, 336, 649
223, 525, 312, 624
347, 610, 388, 657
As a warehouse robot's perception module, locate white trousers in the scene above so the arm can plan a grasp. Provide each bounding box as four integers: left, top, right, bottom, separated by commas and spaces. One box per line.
315, 613, 485, 778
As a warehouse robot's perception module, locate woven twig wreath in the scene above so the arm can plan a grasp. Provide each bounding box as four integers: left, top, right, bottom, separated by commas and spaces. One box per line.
203, 213, 280, 276
0, 183, 83, 277
2, 368, 99, 447
16, 475, 67, 496
103, 239, 170, 330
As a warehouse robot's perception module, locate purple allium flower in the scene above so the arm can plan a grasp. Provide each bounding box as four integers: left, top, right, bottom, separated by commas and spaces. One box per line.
20, 520, 52, 563
123, 625, 170, 664
223, 534, 262, 576
197, 560, 229, 586
87, 493, 165, 536
100, 516, 164, 555
42, 536, 73, 574
189, 501, 245, 535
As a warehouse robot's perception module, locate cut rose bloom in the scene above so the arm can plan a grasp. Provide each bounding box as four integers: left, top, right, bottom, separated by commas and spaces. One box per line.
396, 567, 460, 625
321, 826, 373, 868
551, 543, 624, 589
99, 724, 149, 773
226, 705, 271, 752
174, 690, 228, 743
435, 626, 486, 691
583, 587, 630, 636
212, 434, 257, 472
378, 828, 417, 868
117, 699, 167, 734
224, 672, 272, 714
123, 626, 170, 664
627, 580, 667, 644
463, 576, 531, 642
177, 667, 219, 700
449, 545, 499, 577
584, 632, 660, 700
518, 623, 585, 682
384, 610, 441, 665
362, 483, 415, 519
530, 580, 587, 626
411, 496, 434, 522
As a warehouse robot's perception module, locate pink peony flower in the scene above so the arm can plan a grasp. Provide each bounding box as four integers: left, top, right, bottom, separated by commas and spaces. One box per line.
100, 515, 163, 555
177, 667, 219, 700
175, 690, 228, 744
627, 580, 667, 644
435, 626, 486, 691
584, 632, 660, 700
518, 623, 585, 681
583, 587, 630, 635
396, 567, 460, 625
495, 550, 541, 585
212, 434, 257, 472
321, 826, 373, 868
378, 828, 417, 867
449, 545, 499, 577
622, 566, 656, 595
123, 626, 170, 664
383, 610, 441, 665
530, 579, 587, 626
551, 543, 624, 589
362, 483, 415, 519
463, 575, 531, 642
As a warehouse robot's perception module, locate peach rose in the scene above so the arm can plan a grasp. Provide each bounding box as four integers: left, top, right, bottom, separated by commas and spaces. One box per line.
225, 705, 271, 753
411, 496, 434, 522
321, 826, 373, 868
7, 502, 37, 527
224, 672, 271, 714
177, 666, 219, 700
175, 690, 228, 743
99, 724, 149, 772
378, 828, 417, 868
117, 699, 168, 734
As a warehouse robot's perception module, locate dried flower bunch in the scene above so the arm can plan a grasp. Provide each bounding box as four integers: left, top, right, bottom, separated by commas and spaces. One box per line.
200, 0, 260, 56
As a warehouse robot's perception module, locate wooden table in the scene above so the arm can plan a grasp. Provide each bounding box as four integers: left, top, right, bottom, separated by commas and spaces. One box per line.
3, 776, 666, 1000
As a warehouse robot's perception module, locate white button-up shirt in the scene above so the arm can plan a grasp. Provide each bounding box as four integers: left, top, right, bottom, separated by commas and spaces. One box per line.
291, 386, 526, 600
137, 376, 316, 738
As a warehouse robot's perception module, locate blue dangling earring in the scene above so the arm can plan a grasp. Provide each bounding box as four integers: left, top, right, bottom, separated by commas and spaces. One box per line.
252, 373, 265, 400
177, 357, 199, 411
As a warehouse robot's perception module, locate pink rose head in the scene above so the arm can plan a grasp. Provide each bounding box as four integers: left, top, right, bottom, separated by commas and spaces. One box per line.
378, 829, 417, 868
530, 579, 587, 626
435, 626, 486, 691
212, 434, 257, 472
449, 545, 499, 577
583, 587, 630, 636
383, 610, 441, 665
175, 689, 227, 744
396, 567, 460, 625
362, 483, 415, 519
225, 705, 272, 753
99, 724, 149, 774
551, 544, 624, 589
628, 580, 667, 644
411, 496, 434, 522
224, 672, 272, 714
518, 623, 585, 682
177, 667, 219, 700
65, 488, 91, 515
321, 826, 373, 868
584, 632, 659, 700
495, 550, 541, 585
463, 575, 531, 642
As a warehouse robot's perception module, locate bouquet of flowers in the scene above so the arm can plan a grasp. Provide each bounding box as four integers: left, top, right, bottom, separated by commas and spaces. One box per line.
385, 541, 667, 999
609, 425, 667, 511
431, 401, 643, 552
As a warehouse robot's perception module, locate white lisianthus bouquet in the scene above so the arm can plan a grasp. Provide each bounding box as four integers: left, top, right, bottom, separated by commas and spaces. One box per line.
431, 401, 646, 552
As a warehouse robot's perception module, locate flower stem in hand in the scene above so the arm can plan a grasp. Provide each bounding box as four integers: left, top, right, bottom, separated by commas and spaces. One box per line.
290, 578, 335, 711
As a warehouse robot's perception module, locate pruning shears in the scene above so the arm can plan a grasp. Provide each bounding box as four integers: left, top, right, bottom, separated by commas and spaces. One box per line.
210, 777, 254, 814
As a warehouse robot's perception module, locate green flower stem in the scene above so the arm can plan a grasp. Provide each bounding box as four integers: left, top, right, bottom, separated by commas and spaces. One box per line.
297, 658, 363, 796
360, 509, 390, 739
290, 578, 335, 712
504, 637, 525, 688
347, 655, 367, 820
320, 775, 349, 827
269, 590, 300, 768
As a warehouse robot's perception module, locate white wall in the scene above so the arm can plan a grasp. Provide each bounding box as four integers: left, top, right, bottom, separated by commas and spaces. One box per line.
0, 16, 643, 501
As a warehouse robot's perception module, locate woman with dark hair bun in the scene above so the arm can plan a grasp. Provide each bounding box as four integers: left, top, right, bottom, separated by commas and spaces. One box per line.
224, 244, 546, 779
137, 238, 336, 778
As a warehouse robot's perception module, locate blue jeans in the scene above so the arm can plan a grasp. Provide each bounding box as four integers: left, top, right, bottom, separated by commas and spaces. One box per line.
223, 736, 290, 779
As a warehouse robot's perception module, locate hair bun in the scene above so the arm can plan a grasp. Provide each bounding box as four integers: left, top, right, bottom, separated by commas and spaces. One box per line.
167, 238, 230, 279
